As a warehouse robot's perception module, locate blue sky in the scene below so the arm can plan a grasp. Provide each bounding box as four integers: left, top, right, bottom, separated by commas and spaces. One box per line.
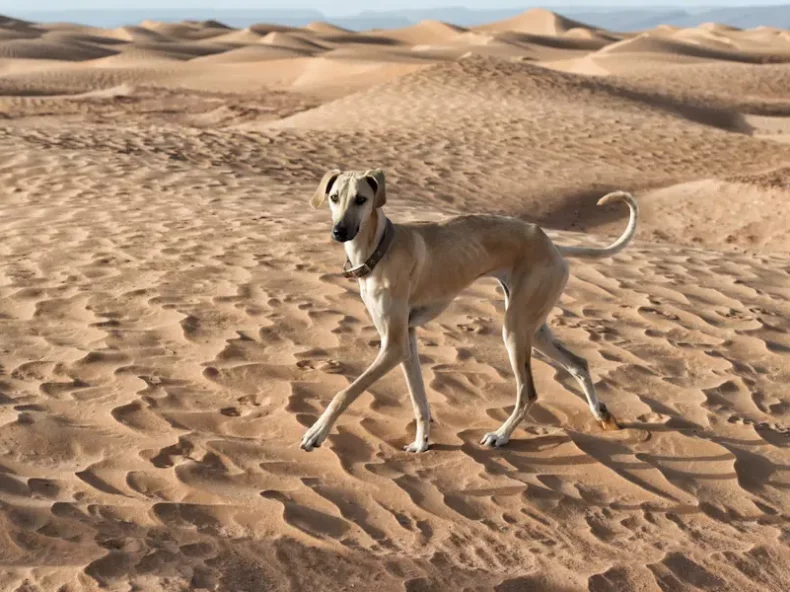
4, 1, 789, 14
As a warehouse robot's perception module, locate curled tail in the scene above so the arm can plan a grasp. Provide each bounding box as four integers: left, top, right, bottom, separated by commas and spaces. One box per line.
557, 191, 638, 259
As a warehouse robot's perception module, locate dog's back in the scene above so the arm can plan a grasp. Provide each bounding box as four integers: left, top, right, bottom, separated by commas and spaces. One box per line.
397, 214, 560, 306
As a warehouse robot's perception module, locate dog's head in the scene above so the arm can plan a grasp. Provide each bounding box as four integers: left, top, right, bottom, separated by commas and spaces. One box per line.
310, 169, 386, 242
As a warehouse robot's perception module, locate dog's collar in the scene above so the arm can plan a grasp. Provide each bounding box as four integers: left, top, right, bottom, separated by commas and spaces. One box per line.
342, 218, 395, 280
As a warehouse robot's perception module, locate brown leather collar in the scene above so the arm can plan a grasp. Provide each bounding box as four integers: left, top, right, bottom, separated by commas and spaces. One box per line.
342, 218, 395, 280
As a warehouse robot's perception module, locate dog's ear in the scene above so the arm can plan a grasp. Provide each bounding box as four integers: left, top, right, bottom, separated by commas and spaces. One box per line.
364, 169, 386, 208
310, 169, 341, 209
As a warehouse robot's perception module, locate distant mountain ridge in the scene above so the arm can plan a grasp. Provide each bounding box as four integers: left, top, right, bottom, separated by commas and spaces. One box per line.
5, 5, 790, 32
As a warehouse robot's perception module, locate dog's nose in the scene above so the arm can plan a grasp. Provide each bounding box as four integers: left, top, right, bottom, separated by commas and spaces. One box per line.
332, 225, 349, 242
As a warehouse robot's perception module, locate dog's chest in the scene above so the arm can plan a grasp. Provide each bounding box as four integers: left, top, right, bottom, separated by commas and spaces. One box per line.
359, 282, 446, 328
409, 302, 449, 327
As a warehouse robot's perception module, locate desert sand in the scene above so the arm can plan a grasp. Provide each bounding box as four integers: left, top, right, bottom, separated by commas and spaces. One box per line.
0, 7, 789, 592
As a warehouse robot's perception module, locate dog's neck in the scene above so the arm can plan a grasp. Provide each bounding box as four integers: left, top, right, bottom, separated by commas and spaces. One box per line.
344, 208, 387, 270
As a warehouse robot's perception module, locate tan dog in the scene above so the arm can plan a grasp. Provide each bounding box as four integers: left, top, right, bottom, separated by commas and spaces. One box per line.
301, 169, 638, 453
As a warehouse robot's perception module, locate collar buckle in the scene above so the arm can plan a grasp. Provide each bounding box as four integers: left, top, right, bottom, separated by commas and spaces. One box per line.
343, 262, 371, 279
340, 218, 394, 280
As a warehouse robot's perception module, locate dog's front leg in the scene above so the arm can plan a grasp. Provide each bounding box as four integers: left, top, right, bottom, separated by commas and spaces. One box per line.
401, 327, 431, 453
300, 299, 409, 451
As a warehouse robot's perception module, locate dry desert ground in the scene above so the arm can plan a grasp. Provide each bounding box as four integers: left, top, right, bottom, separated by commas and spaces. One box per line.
0, 8, 789, 592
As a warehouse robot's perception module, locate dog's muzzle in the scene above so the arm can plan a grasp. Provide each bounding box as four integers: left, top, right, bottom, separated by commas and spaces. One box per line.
332, 223, 356, 242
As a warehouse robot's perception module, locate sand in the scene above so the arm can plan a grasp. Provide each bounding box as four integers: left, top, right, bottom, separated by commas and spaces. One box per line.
0, 8, 789, 592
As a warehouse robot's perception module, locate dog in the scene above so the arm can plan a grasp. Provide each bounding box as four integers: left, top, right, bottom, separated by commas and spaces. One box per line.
300, 168, 638, 453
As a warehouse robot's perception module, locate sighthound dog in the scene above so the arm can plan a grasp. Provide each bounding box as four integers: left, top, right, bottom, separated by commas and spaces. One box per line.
301, 169, 638, 453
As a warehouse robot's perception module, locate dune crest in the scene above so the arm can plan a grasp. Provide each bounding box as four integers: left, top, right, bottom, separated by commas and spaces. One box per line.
370, 19, 469, 45
477, 7, 601, 36
304, 21, 352, 35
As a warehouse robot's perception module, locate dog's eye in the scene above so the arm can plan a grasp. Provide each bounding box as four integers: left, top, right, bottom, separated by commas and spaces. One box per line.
355, 195, 367, 206
329, 194, 338, 203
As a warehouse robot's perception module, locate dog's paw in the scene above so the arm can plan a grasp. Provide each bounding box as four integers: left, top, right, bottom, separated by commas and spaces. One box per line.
403, 439, 430, 453
598, 403, 622, 431
300, 421, 330, 451
600, 415, 622, 431
480, 432, 510, 448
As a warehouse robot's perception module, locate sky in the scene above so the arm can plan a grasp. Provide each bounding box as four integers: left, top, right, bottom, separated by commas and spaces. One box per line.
4, 0, 790, 14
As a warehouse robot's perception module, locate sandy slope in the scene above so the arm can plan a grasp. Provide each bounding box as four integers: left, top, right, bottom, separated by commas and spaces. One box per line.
0, 8, 789, 592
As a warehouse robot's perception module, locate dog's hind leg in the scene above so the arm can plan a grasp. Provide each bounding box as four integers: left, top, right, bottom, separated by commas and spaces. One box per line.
533, 324, 620, 431
496, 276, 510, 309
401, 327, 431, 453
481, 276, 538, 448
481, 311, 536, 448
482, 260, 570, 447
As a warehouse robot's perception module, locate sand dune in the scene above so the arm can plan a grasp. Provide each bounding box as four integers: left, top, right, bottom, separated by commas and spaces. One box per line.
672, 26, 739, 48
699, 21, 741, 32
40, 30, 129, 47
193, 44, 315, 64
0, 7, 790, 592
139, 19, 231, 41
0, 14, 32, 30
110, 25, 174, 43
0, 27, 40, 41
305, 21, 352, 35
316, 32, 406, 47
122, 40, 230, 59
477, 7, 604, 37
598, 31, 790, 64
260, 31, 331, 52
93, 48, 194, 66
248, 23, 302, 35
205, 27, 266, 46
500, 29, 614, 52
0, 38, 118, 61
371, 20, 468, 45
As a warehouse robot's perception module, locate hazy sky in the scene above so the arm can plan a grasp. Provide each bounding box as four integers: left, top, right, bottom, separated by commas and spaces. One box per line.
4, 0, 788, 15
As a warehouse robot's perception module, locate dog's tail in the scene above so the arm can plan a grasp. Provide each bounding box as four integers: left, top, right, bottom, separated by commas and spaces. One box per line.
556, 191, 638, 260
